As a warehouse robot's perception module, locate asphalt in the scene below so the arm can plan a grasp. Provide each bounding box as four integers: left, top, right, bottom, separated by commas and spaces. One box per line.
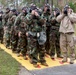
19, 67, 34, 75
19, 64, 76, 75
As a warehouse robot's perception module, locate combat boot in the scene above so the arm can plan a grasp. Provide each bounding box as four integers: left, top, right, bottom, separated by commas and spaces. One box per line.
41, 62, 48, 66
69, 53, 75, 64
29, 58, 33, 64
51, 56, 55, 60
12, 51, 16, 53
70, 58, 74, 64
33, 63, 38, 68
1, 40, 3, 44
57, 54, 63, 58
23, 56, 28, 60
61, 53, 67, 62
17, 53, 20, 57
62, 57, 67, 63
70, 61, 74, 64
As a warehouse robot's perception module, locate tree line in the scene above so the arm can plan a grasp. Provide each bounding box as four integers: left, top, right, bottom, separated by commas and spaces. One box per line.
0, 0, 76, 10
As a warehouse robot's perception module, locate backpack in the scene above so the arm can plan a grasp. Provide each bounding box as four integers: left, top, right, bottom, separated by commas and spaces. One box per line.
37, 31, 46, 45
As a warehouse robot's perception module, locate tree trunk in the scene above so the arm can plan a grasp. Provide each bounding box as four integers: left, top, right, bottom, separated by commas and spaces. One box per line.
45, 0, 49, 4
16, 0, 18, 9
51, 0, 53, 10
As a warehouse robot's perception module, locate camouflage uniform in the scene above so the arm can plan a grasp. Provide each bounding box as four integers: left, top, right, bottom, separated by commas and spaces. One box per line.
26, 13, 47, 66
17, 26, 27, 57
11, 25, 18, 52
13, 13, 22, 53
41, 13, 51, 54
49, 15, 61, 58
42, 12, 61, 59
15, 12, 27, 58
10, 10, 18, 52
0, 12, 3, 43
3, 10, 10, 47
5, 11, 16, 48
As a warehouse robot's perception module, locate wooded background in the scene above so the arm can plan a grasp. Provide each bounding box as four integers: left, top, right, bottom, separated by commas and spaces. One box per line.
0, 0, 76, 10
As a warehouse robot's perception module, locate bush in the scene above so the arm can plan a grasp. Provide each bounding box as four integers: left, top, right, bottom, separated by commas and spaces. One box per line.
69, 2, 76, 12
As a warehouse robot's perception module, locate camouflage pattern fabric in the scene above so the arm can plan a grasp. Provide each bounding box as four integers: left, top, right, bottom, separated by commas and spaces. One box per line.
26, 13, 46, 64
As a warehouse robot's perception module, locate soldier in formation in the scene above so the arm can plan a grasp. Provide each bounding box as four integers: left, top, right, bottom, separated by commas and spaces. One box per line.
0, 4, 75, 68
3, 8, 10, 47
0, 11, 3, 43
10, 9, 18, 52
14, 7, 28, 59
25, 5, 48, 67
42, 4, 62, 60
57, 5, 76, 64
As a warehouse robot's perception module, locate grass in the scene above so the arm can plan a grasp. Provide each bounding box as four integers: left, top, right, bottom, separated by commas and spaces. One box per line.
0, 48, 20, 75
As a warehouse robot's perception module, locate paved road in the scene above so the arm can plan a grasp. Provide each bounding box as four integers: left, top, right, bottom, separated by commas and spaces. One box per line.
19, 67, 33, 75
19, 64, 76, 75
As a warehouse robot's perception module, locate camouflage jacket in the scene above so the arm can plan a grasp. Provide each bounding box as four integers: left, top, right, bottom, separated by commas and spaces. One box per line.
3, 12, 10, 26
41, 13, 51, 27
42, 13, 60, 31
19, 27, 27, 38
25, 13, 46, 32
14, 13, 27, 27
0, 14, 3, 28
7, 13, 17, 29
14, 12, 27, 38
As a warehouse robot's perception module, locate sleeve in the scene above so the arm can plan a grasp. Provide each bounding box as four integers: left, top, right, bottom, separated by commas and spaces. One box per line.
25, 14, 32, 25
2, 15, 7, 26
12, 15, 16, 22
68, 13, 76, 23
25, 14, 33, 31
39, 16, 46, 31
56, 14, 65, 22
14, 15, 21, 26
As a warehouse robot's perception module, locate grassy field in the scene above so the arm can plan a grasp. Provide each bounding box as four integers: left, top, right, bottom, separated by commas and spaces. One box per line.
0, 48, 20, 75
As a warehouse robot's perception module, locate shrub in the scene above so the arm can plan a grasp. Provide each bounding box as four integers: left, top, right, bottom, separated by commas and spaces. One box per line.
69, 2, 76, 12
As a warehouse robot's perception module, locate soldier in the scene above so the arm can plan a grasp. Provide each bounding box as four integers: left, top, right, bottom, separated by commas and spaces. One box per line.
42, 5, 62, 60
10, 9, 18, 52
0, 11, 4, 43
49, 8, 62, 59
15, 7, 28, 60
11, 26, 18, 53
6, 9, 17, 48
26, 6, 48, 68
3, 8, 10, 47
41, 4, 52, 54
56, 5, 76, 64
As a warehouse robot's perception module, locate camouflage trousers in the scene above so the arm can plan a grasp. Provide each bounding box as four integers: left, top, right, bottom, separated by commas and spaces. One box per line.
37, 44, 46, 63
3, 26, 7, 44
28, 34, 46, 64
3, 26, 10, 47
0, 28, 4, 43
11, 34, 18, 52
5, 31, 11, 48
49, 31, 61, 57
45, 26, 51, 54
17, 37, 27, 56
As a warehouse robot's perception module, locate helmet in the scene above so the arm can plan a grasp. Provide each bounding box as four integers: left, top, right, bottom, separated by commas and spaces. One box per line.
12, 9, 16, 12
64, 5, 70, 9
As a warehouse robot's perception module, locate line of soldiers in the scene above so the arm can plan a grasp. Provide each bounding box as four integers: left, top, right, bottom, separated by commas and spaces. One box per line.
0, 4, 63, 68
